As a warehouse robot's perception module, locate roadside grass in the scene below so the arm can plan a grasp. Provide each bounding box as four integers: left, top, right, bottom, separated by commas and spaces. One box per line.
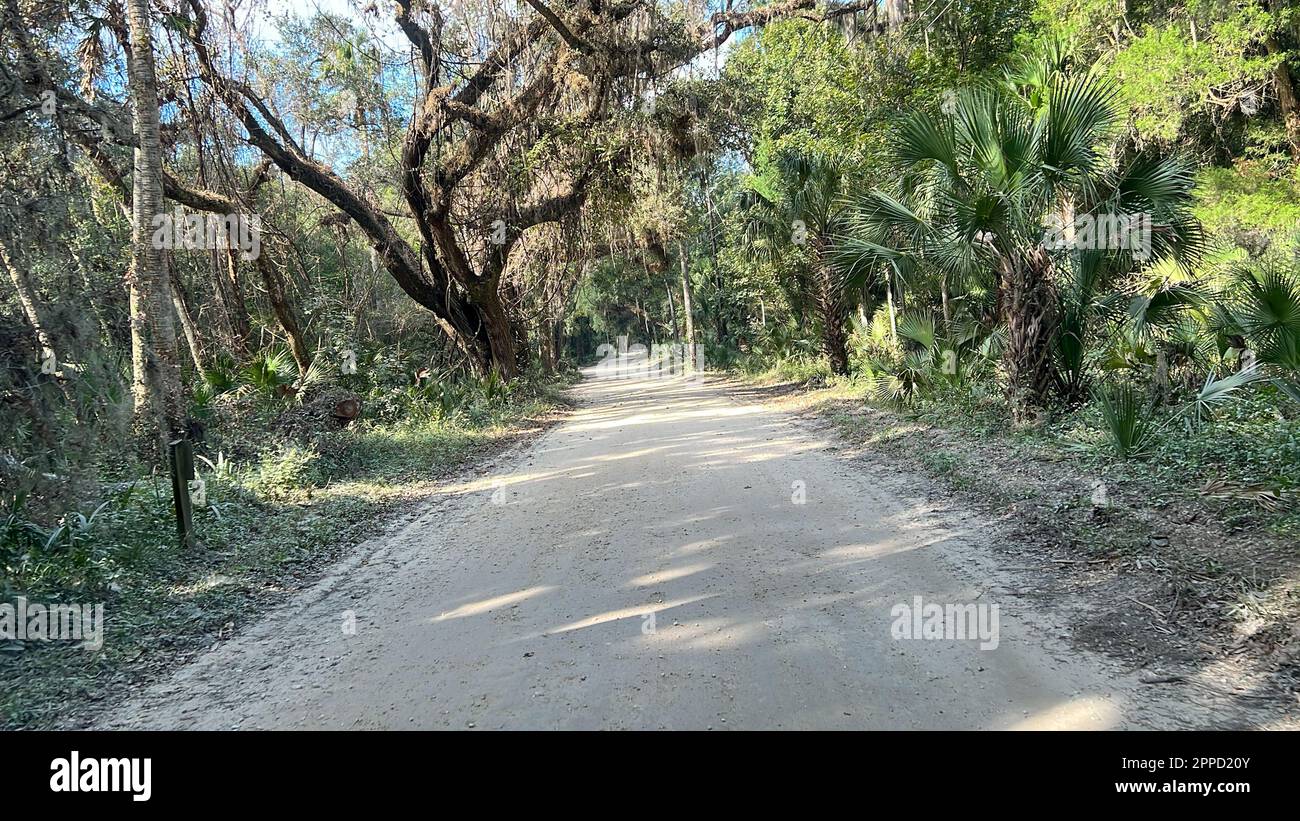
0, 374, 573, 729
769, 369, 1300, 535
732, 353, 834, 386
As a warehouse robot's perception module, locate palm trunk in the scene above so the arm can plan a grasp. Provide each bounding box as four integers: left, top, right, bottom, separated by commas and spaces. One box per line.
126, 0, 184, 455
813, 247, 850, 375
999, 247, 1058, 420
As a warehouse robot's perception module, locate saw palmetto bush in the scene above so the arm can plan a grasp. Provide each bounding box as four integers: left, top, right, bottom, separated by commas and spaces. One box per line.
838, 43, 1201, 419
1228, 258, 1300, 378
860, 309, 997, 406
1093, 382, 1156, 457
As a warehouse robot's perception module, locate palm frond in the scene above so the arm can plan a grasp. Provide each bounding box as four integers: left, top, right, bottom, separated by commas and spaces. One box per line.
1187, 364, 1264, 427
1094, 383, 1155, 458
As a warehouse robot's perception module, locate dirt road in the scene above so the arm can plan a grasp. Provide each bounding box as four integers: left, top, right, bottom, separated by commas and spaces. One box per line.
99, 364, 1235, 729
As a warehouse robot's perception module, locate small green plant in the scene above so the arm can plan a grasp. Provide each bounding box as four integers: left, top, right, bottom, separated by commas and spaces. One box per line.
243, 444, 322, 499
1, 491, 119, 594
479, 366, 507, 403
1094, 383, 1155, 458
241, 347, 296, 396
1231, 260, 1300, 371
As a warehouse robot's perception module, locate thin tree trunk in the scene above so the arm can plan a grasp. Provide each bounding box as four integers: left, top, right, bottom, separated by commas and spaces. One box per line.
940, 274, 952, 326
74, 248, 114, 345
170, 271, 206, 374
678, 242, 696, 370
552, 319, 563, 370
0, 236, 57, 367
126, 0, 184, 455
664, 277, 678, 342
222, 247, 252, 354
885, 269, 898, 342
254, 252, 312, 379
538, 319, 554, 373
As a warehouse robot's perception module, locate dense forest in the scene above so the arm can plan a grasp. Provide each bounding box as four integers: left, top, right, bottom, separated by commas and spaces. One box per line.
1, 0, 1299, 727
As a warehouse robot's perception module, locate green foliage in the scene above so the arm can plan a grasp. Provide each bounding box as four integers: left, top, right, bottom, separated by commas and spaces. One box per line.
1230, 259, 1300, 371
241, 347, 297, 396
723, 19, 879, 168
1092, 383, 1156, 457
1194, 164, 1300, 251
242, 445, 322, 500
1188, 365, 1266, 428
2, 484, 156, 598
1106, 8, 1275, 142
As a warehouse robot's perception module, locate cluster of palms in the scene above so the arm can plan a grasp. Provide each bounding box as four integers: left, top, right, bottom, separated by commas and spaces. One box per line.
739, 44, 1300, 441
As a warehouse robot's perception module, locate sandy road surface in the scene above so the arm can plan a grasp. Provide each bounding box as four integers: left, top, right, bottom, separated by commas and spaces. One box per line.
98, 363, 1231, 729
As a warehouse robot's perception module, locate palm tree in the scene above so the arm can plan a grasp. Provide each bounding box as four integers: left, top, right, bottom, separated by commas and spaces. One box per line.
126, 0, 184, 455
838, 45, 1200, 418
741, 150, 852, 375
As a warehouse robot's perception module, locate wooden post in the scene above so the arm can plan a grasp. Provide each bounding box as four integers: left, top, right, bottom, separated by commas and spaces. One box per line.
168, 438, 195, 549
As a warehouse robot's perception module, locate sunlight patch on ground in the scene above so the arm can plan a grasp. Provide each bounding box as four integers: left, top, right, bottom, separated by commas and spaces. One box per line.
432, 585, 557, 622
1003, 694, 1123, 730
570, 405, 761, 432
816, 537, 935, 562
642, 617, 764, 651
434, 465, 594, 496
546, 595, 713, 635
169, 574, 238, 597
625, 563, 713, 588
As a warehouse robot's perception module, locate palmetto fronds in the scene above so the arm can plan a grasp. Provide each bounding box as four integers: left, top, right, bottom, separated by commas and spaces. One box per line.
241, 347, 296, 395
739, 149, 854, 374
839, 42, 1204, 414
1127, 279, 1209, 341
1187, 364, 1264, 428
896, 311, 937, 350
1230, 259, 1300, 372
1094, 382, 1155, 458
